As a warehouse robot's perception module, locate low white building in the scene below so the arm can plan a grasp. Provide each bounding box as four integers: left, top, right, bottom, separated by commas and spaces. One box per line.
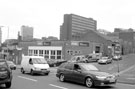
28, 46, 62, 60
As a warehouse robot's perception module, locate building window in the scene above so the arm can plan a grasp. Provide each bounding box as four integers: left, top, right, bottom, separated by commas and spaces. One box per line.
29, 50, 33, 56
95, 46, 100, 53
50, 50, 56, 59
51, 50, 55, 55
34, 50, 38, 56
44, 50, 49, 59
57, 50, 62, 59
39, 50, 43, 56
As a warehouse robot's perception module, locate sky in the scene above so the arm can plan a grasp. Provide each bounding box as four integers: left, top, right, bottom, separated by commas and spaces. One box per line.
0, 0, 135, 42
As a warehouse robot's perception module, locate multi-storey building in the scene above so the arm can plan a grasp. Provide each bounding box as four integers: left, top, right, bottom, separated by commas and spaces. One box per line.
21, 25, 33, 41
60, 14, 97, 41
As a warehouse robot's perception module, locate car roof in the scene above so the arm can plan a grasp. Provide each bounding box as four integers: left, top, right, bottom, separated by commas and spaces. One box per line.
66, 62, 94, 65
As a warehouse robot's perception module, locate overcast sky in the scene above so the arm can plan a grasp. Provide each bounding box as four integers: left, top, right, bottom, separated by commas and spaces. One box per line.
0, 0, 135, 42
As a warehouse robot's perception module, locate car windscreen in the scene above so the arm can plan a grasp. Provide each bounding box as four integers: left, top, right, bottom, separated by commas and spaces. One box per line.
0, 59, 8, 68
7, 61, 14, 65
81, 64, 99, 71
101, 57, 108, 60
32, 58, 47, 64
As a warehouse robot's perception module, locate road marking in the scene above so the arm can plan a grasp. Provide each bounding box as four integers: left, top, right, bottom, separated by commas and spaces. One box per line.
118, 83, 135, 87
126, 78, 135, 80
18, 76, 37, 82
119, 64, 135, 75
49, 84, 68, 89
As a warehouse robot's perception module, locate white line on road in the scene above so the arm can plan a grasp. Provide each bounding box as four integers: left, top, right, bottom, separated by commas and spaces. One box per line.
18, 76, 37, 82
49, 84, 68, 89
118, 83, 135, 87
126, 78, 135, 80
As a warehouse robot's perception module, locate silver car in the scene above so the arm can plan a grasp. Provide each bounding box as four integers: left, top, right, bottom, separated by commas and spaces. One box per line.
98, 57, 112, 64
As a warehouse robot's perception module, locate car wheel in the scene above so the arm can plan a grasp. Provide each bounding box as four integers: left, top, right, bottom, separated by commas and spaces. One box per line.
5, 82, 11, 88
45, 73, 49, 75
21, 68, 25, 74
85, 77, 94, 88
59, 74, 65, 82
30, 69, 34, 75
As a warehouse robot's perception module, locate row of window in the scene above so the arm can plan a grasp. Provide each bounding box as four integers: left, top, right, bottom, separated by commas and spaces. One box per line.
67, 50, 81, 55
28, 50, 62, 59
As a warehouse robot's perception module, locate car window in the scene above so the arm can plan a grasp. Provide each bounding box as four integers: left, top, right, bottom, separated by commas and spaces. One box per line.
0, 59, 8, 68
7, 61, 14, 64
81, 64, 99, 71
64, 63, 73, 70
59, 62, 67, 68
74, 64, 81, 70
32, 58, 47, 64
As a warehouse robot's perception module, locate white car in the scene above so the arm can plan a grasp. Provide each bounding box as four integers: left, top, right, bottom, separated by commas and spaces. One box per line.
98, 57, 112, 64
113, 55, 122, 60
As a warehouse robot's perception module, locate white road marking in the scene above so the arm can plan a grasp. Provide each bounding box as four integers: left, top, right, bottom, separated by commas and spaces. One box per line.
118, 83, 135, 87
126, 78, 135, 80
49, 84, 68, 89
119, 65, 135, 75
18, 76, 37, 82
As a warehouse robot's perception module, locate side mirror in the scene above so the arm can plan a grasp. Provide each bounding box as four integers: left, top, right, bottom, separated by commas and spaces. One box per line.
29, 61, 33, 65
29, 62, 33, 65
10, 66, 15, 70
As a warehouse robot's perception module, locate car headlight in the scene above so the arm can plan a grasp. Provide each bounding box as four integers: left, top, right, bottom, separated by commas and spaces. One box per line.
34, 67, 40, 70
96, 76, 107, 80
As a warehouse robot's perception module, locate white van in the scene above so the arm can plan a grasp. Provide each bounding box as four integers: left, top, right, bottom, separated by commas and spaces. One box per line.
20, 56, 50, 75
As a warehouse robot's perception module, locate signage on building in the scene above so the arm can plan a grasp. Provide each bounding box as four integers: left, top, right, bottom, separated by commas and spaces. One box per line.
79, 42, 89, 47
43, 42, 51, 46
37, 42, 43, 45
71, 41, 78, 46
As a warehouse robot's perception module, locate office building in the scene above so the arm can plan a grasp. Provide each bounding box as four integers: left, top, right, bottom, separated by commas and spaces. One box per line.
60, 14, 97, 41
21, 25, 33, 41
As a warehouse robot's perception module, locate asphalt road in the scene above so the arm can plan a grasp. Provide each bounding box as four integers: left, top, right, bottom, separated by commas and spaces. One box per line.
0, 69, 135, 89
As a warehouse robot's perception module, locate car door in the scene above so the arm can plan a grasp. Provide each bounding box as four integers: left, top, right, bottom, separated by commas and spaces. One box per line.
71, 64, 85, 83
27, 58, 33, 72
63, 63, 74, 81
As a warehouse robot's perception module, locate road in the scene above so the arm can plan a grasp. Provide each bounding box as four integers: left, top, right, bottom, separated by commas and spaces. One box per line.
0, 69, 135, 89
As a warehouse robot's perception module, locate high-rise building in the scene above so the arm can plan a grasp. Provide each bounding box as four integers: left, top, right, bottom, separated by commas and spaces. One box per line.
21, 25, 33, 41
0, 28, 2, 44
60, 14, 97, 41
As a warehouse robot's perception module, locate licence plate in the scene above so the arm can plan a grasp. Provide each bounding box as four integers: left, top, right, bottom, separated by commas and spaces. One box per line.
110, 79, 115, 82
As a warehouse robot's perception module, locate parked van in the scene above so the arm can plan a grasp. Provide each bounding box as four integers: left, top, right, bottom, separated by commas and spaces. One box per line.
20, 56, 50, 75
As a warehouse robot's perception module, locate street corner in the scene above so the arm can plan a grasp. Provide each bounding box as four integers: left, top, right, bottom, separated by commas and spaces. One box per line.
117, 76, 135, 85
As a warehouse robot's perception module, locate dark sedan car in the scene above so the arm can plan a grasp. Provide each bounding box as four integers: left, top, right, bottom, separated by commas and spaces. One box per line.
0, 59, 13, 88
56, 62, 117, 88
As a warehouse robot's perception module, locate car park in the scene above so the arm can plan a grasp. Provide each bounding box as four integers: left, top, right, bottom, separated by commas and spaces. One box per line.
98, 57, 112, 64
0, 59, 13, 88
6, 61, 16, 70
56, 62, 117, 88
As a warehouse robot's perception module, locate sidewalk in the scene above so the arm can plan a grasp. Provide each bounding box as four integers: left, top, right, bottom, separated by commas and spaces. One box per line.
117, 64, 135, 85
